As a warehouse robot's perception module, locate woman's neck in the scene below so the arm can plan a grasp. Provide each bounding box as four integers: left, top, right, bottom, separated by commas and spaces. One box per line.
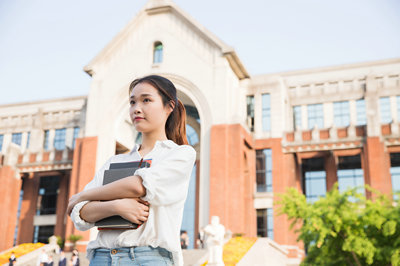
139, 131, 168, 155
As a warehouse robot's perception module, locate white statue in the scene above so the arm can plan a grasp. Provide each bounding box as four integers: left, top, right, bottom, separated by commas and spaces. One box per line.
204, 216, 225, 266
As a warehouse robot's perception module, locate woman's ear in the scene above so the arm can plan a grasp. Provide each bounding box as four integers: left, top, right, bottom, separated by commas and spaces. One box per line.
167, 100, 175, 114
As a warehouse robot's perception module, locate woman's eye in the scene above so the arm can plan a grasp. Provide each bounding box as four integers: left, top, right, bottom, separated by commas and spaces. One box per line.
144, 98, 151, 103
130, 100, 135, 105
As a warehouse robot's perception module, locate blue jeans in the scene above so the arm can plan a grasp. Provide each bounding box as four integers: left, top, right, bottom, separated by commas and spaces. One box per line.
89, 246, 173, 266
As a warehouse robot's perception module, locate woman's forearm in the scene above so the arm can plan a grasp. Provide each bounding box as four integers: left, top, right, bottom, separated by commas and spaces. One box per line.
81, 175, 146, 202
80, 200, 118, 223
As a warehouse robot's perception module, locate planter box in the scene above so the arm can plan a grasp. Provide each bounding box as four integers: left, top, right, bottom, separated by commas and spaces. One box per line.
337, 127, 348, 138
319, 129, 330, 139
355, 126, 366, 137
29, 153, 37, 163
381, 124, 391, 135
302, 130, 312, 141
286, 132, 294, 142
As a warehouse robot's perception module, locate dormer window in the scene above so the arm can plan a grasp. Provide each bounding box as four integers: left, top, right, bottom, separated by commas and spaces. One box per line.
153, 41, 163, 64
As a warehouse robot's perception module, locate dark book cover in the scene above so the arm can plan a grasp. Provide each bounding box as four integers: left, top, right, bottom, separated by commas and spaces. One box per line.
95, 160, 150, 229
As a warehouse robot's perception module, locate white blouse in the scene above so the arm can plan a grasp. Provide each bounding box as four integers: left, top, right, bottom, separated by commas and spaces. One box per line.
70, 140, 196, 266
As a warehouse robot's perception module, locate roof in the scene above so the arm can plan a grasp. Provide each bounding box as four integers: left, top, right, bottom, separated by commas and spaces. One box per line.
84, 0, 249, 79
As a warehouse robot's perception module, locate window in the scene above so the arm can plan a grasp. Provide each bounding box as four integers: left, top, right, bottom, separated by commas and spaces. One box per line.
54, 128, 66, 150
390, 153, 400, 200
356, 99, 367, 126
397, 96, 400, 121
379, 97, 392, 124
333, 101, 350, 127
0, 134, 3, 152
246, 95, 255, 131
337, 155, 364, 195
262, 93, 271, 131
256, 149, 272, 192
43, 130, 50, 150
153, 42, 163, 64
33, 226, 54, 244
11, 133, 22, 145
303, 157, 326, 203
293, 105, 302, 130
257, 208, 274, 239
72, 127, 80, 149
307, 104, 324, 129
26, 132, 31, 149
186, 124, 199, 146
36, 176, 60, 215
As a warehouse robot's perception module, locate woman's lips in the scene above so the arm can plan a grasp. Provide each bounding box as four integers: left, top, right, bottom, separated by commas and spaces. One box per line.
134, 117, 144, 121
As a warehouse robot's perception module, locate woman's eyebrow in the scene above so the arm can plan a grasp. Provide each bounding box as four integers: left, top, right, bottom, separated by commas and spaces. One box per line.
130, 93, 153, 99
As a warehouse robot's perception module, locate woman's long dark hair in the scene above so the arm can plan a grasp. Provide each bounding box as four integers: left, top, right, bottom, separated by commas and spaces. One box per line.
129, 75, 188, 145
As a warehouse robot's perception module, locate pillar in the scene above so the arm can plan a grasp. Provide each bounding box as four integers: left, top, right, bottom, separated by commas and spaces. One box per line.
0, 166, 22, 250
65, 137, 98, 251
363, 137, 392, 195
209, 124, 256, 237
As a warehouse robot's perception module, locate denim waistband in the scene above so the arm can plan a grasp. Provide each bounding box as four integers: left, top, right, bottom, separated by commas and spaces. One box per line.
94, 246, 172, 259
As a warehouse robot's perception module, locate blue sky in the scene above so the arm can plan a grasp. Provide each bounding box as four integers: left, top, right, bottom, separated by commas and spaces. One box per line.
0, 0, 399, 105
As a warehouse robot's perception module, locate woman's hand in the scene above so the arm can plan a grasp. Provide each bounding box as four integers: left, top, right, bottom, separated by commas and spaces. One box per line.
67, 192, 85, 216
115, 198, 150, 225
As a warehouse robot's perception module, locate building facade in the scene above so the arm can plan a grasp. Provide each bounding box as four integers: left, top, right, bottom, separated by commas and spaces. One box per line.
1, 0, 400, 262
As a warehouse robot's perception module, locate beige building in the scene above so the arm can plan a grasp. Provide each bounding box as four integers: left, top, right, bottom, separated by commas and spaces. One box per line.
1, 0, 399, 265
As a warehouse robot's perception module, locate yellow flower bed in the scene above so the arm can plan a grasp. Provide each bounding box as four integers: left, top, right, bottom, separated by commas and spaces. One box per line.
201, 236, 257, 266
0, 243, 45, 264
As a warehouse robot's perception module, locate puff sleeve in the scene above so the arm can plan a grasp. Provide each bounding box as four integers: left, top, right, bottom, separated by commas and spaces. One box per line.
70, 158, 112, 231
134, 145, 196, 206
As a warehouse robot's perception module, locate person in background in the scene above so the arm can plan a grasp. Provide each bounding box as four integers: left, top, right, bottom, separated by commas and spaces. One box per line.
46, 255, 54, 266
180, 231, 189, 249
8, 251, 16, 266
58, 251, 67, 266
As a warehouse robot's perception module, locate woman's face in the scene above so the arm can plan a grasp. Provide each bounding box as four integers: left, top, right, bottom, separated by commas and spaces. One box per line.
129, 82, 172, 134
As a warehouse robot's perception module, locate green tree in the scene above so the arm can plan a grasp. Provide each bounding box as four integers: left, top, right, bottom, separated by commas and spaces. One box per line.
67, 234, 83, 249
277, 184, 400, 266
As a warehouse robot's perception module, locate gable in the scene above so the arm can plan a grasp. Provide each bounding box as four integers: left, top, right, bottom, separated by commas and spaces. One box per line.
84, 0, 249, 79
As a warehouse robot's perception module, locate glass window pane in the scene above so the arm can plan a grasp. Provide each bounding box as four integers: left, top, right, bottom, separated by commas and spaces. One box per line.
26, 132, 31, 149
390, 153, 400, 200
186, 124, 199, 146
334, 101, 350, 127
337, 155, 364, 195
54, 128, 66, 150
43, 130, 50, 150
267, 208, 274, 240
153, 42, 163, 64
72, 127, 80, 149
293, 105, 302, 130
0, 134, 3, 152
262, 94, 271, 132
397, 96, 400, 121
307, 104, 324, 129
11, 133, 22, 145
247, 95, 255, 131
356, 99, 367, 126
380, 97, 392, 124
256, 149, 273, 192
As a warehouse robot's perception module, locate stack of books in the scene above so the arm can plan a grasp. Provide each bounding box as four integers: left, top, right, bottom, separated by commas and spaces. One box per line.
95, 159, 151, 230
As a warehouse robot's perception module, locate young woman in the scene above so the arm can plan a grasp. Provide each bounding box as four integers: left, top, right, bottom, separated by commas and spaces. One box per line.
67, 75, 196, 266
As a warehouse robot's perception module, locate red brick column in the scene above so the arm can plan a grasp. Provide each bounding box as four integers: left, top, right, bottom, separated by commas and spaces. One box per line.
209, 124, 256, 237
17, 173, 39, 244
325, 153, 338, 191
54, 172, 70, 238
363, 137, 392, 196
0, 166, 22, 250
65, 137, 98, 251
